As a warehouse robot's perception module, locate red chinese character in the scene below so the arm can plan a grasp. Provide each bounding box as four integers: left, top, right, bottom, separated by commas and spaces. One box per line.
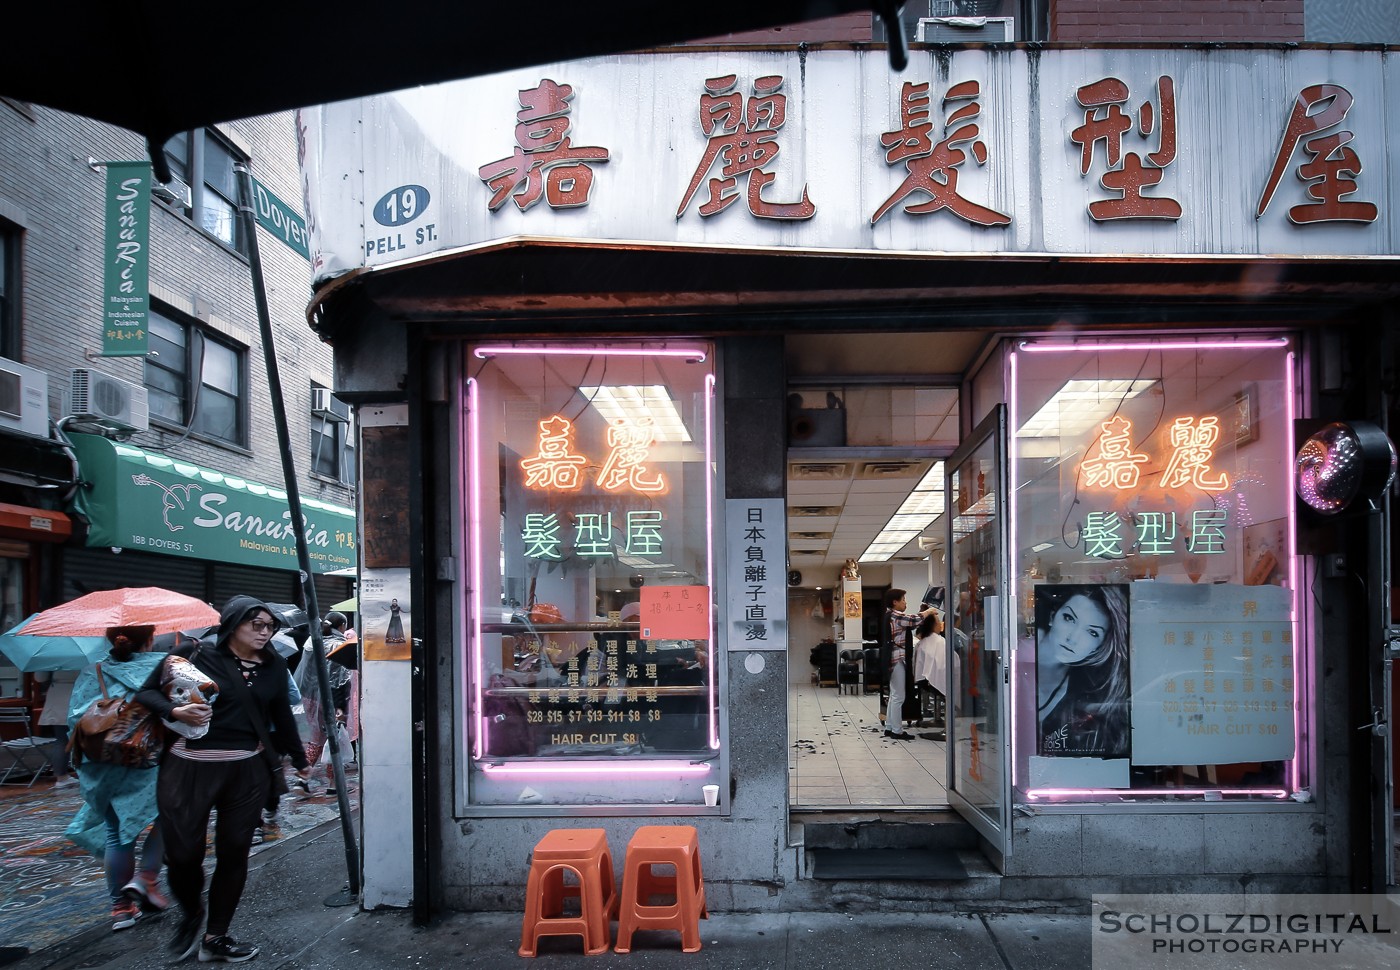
1081, 416, 1150, 489
1160, 416, 1229, 492
1070, 76, 1181, 221
677, 75, 815, 221
519, 415, 588, 490
1257, 84, 1378, 225
871, 80, 1011, 228
596, 418, 666, 494
478, 79, 610, 212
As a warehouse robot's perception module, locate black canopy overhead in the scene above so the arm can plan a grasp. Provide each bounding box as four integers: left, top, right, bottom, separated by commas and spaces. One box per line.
3, 1, 893, 181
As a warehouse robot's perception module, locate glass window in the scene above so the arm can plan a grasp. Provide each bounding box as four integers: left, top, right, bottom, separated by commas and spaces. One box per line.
1008, 335, 1305, 803
462, 341, 718, 807
0, 223, 17, 360
310, 383, 356, 484
143, 306, 246, 446
157, 129, 247, 254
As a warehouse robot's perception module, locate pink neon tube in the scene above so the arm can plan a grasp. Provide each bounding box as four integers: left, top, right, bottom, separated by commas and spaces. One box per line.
474, 344, 707, 362
467, 377, 486, 760
1285, 351, 1301, 792
482, 761, 714, 776
1010, 337, 1303, 801
1028, 788, 1287, 799
705, 373, 719, 750
1020, 338, 1289, 353
1007, 348, 1020, 793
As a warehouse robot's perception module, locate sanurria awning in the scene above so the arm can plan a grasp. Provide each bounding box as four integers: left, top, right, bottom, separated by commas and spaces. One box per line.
67, 432, 356, 574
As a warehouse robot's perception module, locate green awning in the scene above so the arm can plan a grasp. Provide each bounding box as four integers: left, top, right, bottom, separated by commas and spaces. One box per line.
67, 433, 356, 574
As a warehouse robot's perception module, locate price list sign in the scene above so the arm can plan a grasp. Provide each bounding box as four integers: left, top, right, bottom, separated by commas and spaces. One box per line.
1130, 583, 1295, 765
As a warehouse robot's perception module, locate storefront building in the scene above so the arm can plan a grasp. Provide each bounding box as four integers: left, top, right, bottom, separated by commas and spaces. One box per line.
300, 43, 1399, 910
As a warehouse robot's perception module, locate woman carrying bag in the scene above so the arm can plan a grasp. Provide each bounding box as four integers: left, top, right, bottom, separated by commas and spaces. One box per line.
136, 595, 311, 964
65, 625, 171, 932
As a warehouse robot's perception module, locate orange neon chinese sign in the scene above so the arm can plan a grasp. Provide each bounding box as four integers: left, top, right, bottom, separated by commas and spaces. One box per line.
519, 414, 668, 495
1080, 415, 1230, 492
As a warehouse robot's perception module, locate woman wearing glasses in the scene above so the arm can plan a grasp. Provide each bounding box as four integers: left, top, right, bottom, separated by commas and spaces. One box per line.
137, 596, 311, 964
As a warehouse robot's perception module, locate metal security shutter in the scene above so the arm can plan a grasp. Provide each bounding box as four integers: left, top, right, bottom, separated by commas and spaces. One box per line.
312, 573, 353, 615
210, 563, 298, 609
61, 547, 207, 601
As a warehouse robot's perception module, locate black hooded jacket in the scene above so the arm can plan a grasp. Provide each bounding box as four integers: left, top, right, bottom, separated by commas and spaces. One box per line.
136, 595, 309, 770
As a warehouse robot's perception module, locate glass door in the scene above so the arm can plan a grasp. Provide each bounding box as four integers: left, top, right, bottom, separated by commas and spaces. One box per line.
945, 406, 1012, 864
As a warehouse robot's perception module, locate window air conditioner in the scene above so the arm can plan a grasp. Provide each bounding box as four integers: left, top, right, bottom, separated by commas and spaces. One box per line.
0, 357, 51, 438
151, 175, 192, 208
311, 386, 349, 422
65, 368, 150, 437
917, 16, 1015, 42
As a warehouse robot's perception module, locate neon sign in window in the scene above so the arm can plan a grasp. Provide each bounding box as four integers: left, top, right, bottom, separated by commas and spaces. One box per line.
463, 341, 718, 807
1010, 337, 1306, 803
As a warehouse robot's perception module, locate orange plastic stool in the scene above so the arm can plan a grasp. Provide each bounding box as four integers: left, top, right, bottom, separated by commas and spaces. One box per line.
614, 825, 709, 954
518, 828, 619, 957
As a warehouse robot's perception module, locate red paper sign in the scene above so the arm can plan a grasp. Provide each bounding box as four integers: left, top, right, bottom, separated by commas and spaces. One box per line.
638, 585, 711, 640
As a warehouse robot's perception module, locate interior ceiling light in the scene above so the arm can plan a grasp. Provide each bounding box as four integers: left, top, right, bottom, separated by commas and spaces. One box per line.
579, 385, 691, 442
1018, 379, 1158, 441
860, 460, 946, 563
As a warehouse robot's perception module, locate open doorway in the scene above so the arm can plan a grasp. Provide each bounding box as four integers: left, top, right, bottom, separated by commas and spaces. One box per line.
783, 332, 988, 810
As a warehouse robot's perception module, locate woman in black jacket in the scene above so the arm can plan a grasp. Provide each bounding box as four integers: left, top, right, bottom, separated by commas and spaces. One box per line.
136, 595, 311, 963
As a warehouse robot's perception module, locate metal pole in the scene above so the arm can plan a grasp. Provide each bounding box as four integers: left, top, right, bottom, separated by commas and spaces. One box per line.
235, 163, 360, 897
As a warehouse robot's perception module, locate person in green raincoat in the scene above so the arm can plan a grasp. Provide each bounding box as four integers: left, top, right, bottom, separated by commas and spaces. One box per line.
66, 625, 171, 932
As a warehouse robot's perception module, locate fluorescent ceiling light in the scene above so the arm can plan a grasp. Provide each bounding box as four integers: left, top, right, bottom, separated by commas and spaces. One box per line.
860, 461, 945, 563
1018, 379, 1157, 441
580, 385, 691, 442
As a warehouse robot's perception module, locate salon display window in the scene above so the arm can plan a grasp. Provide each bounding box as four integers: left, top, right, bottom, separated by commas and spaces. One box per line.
1007, 335, 1309, 804
459, 341, 720, 807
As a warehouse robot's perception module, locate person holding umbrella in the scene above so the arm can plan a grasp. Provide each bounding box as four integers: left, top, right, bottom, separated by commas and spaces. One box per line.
64, 625, 170, 931
135, 595, 311, 963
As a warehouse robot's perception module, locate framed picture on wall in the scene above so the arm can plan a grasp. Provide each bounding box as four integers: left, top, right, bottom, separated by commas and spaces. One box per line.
1230, 384, 1259, 447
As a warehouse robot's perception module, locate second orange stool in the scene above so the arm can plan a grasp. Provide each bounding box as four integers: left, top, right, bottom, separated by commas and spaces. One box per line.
614, 824, 709, 954
518, 828, 619, 957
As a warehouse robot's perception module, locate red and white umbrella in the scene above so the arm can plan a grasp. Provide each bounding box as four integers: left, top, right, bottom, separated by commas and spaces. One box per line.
21, 587, 219, 638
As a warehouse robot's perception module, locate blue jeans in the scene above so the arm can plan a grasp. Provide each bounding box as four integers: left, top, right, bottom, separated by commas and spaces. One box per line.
104, 804, 164, 904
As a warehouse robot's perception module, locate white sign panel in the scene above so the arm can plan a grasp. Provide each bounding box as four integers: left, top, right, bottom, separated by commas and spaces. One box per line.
301, 47, 1400, 283
1129, 583, 1295, 766
725, 498, 787, 651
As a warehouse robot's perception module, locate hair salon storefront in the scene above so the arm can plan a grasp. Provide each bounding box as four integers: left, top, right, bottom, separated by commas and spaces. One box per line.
300, 43, 1399, 911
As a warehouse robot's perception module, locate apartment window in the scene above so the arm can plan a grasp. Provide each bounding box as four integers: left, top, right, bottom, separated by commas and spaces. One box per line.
310, 383, 356, 484
159, 130, 247, 254
144, 307, 246, 445
0, 224, 17, 360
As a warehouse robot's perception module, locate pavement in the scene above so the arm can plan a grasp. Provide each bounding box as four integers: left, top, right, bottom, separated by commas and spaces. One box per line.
2, 763, 1094, 970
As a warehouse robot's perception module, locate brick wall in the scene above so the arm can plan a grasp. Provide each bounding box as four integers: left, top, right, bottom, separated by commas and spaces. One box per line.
1052, 0, 1304, 42
0, 103, 351, 509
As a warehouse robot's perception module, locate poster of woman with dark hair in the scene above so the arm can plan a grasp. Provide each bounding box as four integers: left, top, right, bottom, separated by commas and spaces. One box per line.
1035, 584, 1131, 759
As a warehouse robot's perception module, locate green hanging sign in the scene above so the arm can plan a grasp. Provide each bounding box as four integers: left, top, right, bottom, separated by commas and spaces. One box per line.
101, 161, 152, 356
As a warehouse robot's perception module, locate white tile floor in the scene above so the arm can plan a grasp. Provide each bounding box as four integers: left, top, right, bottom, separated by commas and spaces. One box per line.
788, 681, 950, 808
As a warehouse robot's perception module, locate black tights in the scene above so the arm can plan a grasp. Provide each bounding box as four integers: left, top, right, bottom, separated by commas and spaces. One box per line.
158, 755, 270, 938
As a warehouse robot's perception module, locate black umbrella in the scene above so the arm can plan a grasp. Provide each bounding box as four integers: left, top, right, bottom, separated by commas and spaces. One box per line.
2, 3, 891, 182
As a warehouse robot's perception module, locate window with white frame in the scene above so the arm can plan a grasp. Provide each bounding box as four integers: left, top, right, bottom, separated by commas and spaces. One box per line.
143, 306, 246, 446
158, 130, 248, 254
0, 223, 17, 360
310, 382, 356, 484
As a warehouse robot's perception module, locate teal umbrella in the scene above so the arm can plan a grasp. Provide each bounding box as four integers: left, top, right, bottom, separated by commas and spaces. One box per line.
0, 614, 110, 672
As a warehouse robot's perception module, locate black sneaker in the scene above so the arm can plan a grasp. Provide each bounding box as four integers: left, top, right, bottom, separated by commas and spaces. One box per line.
169, 908, 205, 960
198, 936, 259, 963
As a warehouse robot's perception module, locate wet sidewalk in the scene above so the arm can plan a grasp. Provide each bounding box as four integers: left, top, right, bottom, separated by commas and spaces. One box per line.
0, 766, 358, 958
